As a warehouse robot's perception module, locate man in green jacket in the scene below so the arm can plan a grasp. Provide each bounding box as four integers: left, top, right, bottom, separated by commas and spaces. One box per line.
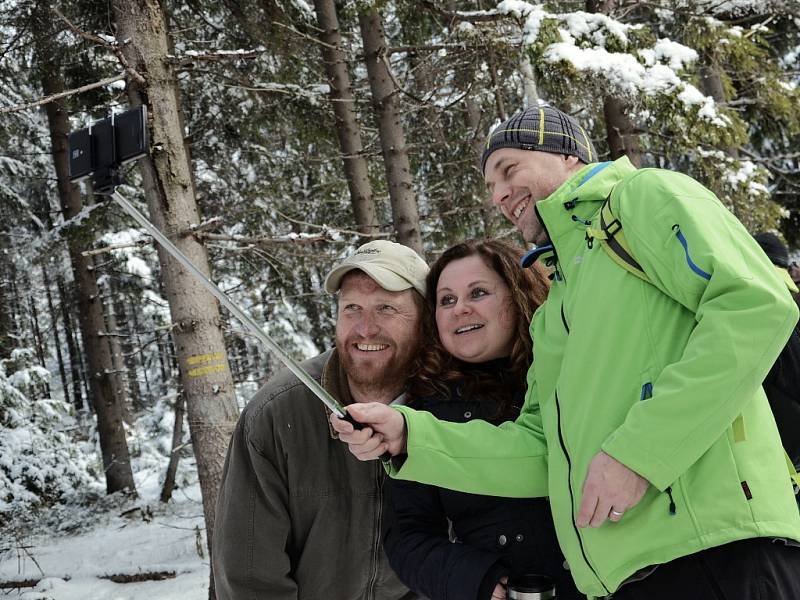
332, 106, 800, 599
213, 240, 426, 600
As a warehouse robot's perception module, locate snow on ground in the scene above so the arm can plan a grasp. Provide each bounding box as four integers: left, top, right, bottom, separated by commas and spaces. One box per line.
1, 484, 209, 599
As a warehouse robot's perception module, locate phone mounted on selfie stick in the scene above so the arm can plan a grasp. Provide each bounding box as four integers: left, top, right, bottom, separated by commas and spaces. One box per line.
67, 106, 381, 448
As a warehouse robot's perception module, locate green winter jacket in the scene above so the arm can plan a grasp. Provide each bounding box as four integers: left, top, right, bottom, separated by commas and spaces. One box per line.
390, 157, 800, 598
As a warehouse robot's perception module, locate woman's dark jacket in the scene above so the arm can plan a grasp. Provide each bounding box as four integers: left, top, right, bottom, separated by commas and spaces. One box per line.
383, 362, 583, 600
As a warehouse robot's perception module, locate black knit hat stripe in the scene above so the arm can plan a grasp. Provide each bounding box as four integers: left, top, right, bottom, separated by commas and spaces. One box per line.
481, 105, 597, 173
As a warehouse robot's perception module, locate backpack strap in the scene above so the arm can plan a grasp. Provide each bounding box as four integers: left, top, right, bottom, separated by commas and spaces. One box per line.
594, 186, 799, 488
597, 192, 651, 283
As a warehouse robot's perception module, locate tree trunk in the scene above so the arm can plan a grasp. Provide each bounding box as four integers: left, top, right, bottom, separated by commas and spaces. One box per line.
157, 333, 170, 397
519, 51, 539, 108
160, 393, 186, 503
126, 296, 153, 403
700, 64, 738, 158
464, 87, 499, 236
313, 0, 379, 239
583, 0, 641, 166
114, 291, 143, 410
0, 261, 14, 360
112, 2, 240, 590
57, 275, 85, 411
602, 95, 642, 166
39, 59, 136, 494
101, 279, 132, 424
42, 265, 69, 406
358, 8, 423, 255
28, 294, 47, 369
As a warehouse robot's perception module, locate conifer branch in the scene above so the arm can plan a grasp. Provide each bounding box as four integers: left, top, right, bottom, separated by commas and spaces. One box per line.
51, 7, 146, 86
0, 74, 127, 114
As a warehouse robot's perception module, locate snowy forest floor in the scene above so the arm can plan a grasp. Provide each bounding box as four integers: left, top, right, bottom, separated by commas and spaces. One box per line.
1, 481, 209, 599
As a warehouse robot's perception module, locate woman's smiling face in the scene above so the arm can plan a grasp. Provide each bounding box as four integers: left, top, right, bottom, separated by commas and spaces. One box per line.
435, 255, 516, 363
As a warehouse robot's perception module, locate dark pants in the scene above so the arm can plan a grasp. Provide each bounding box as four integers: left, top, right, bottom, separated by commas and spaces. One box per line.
609, 538, 800, 600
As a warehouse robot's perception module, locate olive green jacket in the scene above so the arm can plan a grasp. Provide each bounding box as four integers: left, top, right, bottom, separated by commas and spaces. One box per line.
214, 349, 415, 600
390, 158, 800, 598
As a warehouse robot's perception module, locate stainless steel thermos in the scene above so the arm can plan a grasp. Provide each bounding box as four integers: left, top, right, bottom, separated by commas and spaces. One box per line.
507, 574, 556, 600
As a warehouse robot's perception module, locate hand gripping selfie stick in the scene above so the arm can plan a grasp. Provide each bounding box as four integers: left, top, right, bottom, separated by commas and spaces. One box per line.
67, 106, 368, 430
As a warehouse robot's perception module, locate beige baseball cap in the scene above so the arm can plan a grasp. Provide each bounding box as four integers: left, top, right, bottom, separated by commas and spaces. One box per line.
324, 240, 428, 296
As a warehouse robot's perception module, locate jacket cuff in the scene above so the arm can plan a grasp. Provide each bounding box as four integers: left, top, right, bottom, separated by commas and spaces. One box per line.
477, 560, 509, 600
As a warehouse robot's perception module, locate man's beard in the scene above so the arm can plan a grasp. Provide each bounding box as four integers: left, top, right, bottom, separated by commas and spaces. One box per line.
336, 337, 418, 397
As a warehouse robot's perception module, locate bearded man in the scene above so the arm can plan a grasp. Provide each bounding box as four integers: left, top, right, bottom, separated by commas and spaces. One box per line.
213, 240, 426, 600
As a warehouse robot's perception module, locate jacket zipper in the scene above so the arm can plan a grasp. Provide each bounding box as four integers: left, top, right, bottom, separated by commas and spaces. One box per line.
365, 461, 383, 599
555, 285, 608, 594
554, 390, 609, 595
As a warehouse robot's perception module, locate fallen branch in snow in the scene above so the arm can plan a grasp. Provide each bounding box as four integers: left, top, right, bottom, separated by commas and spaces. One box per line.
98, 571, 176, 584
0, 576, 71, 589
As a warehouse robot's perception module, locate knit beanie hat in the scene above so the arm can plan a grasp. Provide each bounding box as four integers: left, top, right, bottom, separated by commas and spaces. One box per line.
480, 105, 597, 174
754, 232, 790, 268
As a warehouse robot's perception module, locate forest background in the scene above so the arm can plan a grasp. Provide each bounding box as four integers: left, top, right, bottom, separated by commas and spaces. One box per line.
1, 0, 798, 598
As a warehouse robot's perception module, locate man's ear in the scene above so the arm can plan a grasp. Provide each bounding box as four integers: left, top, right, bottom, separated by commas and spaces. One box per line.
564, 155, 585, 172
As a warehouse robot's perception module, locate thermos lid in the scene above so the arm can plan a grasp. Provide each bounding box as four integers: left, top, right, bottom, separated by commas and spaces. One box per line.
507, 574, 556, 600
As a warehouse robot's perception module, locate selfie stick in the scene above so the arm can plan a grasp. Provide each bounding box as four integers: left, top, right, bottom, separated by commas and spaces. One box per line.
107, 189, 354, 420
71, 107, 378, 437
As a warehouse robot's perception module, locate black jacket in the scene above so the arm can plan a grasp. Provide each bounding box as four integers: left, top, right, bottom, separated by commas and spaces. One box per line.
383, 367, 583, 600
764, 321, 800, 466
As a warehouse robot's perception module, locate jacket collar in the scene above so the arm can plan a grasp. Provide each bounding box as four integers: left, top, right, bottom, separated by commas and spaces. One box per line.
525, 156, 637, 267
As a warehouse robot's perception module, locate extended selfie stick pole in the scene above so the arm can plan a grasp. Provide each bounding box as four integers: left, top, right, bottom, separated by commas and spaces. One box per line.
108, 189, 352, 420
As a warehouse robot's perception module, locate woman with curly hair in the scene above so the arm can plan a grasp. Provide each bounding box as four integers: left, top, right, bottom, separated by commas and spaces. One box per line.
383, 239, 582, 600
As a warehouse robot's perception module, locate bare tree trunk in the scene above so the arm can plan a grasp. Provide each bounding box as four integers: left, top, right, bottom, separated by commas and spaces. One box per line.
700, 64, 738, 158
57, 275, 85, 410
464, 87, 499, 236
160, 393, 186, 503
157, 333, 170, 397
519, 52, 539, 108
0, 262, 14, 360
113, 289, 142, 410
402, 46, 460, 246
313, 0, 378, 239
40, 61, 136, 494
27, 292, 51, 398
126, 296, 153, 403
101, 279, 132, 424
42, 265, 70, 406
586, 0, 642, 166
602, 95, 642, 166
112, 3, 240, 591
28, 294, 46, 368
358, 8, 423, 255
9, 268, 23, 349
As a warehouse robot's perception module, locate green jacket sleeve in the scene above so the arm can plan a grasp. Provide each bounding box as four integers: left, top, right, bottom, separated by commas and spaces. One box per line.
389, 374, 548, 498
601, 168, 800, 491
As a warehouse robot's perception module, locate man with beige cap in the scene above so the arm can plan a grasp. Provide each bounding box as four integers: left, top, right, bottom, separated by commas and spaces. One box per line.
213, 240, 426, 600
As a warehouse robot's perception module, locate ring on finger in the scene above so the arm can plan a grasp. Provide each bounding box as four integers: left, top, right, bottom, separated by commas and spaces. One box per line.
610, 509, 624, 518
